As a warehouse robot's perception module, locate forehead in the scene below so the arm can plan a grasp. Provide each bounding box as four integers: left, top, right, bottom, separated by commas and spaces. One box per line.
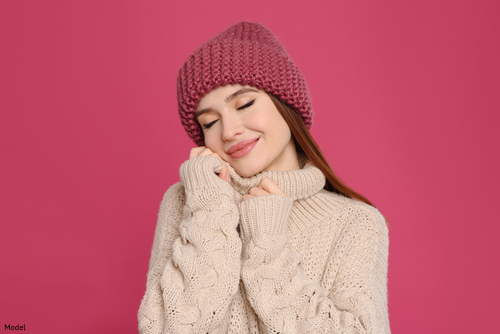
198, 84, 260, 108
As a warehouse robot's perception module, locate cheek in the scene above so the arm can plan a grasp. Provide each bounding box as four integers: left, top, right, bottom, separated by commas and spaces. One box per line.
264, 113, 290, 139
203, 134, 222, 152
243, 111, 268, 131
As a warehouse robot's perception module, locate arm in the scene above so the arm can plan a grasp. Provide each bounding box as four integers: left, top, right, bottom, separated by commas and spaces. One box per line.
138, 155, 242, 334
239, 195, 389, 334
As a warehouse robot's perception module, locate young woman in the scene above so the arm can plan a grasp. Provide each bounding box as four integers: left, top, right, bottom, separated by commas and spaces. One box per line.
138, 22, 390, 334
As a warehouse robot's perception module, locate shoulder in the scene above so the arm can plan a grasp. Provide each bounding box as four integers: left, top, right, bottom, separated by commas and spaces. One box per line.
159, 182, 186, 211
316, 192, 389, 277
314, 190, 388, 239
162, 181, 185, 200
151, 182, 186, 259
156, 182, 186, 236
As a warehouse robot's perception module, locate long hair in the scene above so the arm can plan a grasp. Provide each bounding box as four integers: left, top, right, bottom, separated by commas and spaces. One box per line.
267, 93, 376, 208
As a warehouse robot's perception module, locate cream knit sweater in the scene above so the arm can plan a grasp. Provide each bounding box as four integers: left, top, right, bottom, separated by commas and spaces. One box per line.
138, 155, 389, 333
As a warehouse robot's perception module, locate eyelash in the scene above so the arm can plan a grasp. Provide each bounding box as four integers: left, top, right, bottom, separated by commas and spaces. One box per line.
202, 99, 256, 129
238, 99, 255, 110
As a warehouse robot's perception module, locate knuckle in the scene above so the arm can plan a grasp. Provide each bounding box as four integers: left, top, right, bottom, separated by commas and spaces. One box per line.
261, 177, 273, 187
190, 147, 204, 158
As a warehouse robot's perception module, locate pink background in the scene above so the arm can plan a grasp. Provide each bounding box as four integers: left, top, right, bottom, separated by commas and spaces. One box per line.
1, 0, 499, 333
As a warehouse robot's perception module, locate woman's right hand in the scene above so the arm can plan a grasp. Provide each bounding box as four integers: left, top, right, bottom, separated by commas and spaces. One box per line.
189, 146, 231, 183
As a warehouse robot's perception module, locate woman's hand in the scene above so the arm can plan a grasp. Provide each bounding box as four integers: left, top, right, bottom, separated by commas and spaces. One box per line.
189, 146, 231, 183
242, 177, 285, 201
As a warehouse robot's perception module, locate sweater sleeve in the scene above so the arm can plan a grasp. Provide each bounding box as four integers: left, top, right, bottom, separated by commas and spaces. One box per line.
239, 195, 390, 334
138, 155, 242, 334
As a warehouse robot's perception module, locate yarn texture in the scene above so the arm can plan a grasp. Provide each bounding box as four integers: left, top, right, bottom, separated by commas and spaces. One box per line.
138, 156, 390, 333
177, 21, 313, 147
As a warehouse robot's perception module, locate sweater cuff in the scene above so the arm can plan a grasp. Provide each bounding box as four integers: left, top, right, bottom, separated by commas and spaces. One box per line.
239, 195, 294, 243
179, 155, 233, 206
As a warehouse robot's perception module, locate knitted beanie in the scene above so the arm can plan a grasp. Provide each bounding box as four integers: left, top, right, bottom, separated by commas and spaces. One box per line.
177, 21, 313, 147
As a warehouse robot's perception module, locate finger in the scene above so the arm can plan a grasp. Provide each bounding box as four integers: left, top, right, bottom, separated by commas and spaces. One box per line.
220, 161, 230, 183
189, 146, 207, 159
210, 151, 225, 162
242, 194, 255, 201
248, 186, 270, 197
198, 148, 214, 157
209, 152, 230, 182
258, 177, 285, 196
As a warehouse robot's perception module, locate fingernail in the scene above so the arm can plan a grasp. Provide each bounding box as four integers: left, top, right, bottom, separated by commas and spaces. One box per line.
226, 174, 230, 183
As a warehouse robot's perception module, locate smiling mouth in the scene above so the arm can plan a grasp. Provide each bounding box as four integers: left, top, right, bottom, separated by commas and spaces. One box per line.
227, 138, 259, 154
228, 138, 259, 159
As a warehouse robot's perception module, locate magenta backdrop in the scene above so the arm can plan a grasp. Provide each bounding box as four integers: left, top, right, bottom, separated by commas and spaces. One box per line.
1, 0, 499, 333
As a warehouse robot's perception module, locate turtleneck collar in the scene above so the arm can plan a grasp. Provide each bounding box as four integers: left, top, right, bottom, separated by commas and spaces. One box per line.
224, 159, 326, 202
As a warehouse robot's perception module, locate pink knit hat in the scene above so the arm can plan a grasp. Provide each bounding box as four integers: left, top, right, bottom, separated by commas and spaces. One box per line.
177, 21, 313, 146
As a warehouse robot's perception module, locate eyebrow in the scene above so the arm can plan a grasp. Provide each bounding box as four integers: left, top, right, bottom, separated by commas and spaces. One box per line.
195, 88, 259, 118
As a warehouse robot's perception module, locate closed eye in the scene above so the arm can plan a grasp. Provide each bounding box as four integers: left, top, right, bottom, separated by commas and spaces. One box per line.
202, 119, 217, 129
202, 99, 255, 130
237, 99, 255, 110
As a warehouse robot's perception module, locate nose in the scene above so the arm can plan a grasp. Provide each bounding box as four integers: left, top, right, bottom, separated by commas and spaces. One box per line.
221, 113, 243, 141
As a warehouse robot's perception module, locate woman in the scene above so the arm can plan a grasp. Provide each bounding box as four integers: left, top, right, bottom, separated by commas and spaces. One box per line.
138, 21, 390, 333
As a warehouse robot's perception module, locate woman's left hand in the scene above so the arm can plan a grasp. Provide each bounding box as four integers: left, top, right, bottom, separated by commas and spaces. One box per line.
242, 177, 285, 201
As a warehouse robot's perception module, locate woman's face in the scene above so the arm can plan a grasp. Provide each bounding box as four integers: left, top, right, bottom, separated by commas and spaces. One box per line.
196, 84, 299, 177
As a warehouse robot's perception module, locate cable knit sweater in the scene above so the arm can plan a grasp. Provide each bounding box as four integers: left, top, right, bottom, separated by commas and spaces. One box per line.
138, 155, 390, 333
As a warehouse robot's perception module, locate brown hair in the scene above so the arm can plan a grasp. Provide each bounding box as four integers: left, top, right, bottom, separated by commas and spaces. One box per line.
268, 93, 376, 208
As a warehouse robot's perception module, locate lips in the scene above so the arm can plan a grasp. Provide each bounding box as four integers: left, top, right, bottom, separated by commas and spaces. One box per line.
226, 138, 259, 154
226, 138, 260, 159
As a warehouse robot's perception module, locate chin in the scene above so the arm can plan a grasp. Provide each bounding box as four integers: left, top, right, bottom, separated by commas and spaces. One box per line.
232, 160, 266, 178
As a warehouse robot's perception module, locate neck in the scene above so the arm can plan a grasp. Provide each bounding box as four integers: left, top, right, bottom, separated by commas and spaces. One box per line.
224, 156, 326, 202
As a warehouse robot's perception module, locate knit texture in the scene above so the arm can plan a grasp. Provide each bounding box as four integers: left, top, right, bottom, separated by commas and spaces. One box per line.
177, 21, 313, 146
138, 156, 390, 333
